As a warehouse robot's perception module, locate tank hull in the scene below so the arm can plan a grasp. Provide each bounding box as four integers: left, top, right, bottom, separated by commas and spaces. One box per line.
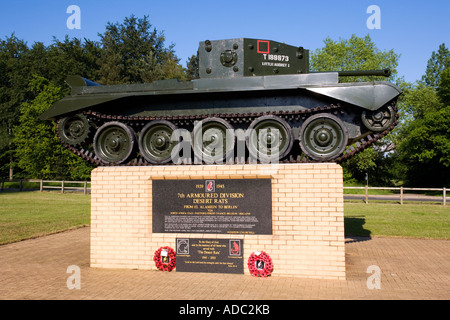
40, 73, 400, 121
42, 73, 401, 166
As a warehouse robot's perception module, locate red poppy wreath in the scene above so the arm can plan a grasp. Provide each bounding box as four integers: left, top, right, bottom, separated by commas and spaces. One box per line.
153, 246, 176, 271
248, 251, 273, 277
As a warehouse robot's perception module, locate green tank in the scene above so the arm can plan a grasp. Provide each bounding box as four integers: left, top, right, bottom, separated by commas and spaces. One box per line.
39, 38, 402, 166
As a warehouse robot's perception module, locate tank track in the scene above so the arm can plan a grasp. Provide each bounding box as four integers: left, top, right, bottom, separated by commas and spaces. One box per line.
59, 100, 398, 166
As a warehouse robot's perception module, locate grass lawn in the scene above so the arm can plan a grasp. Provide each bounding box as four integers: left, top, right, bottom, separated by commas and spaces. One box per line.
0, 191, 449, 245
345, 202, 450, 239
0, 191, 90, 245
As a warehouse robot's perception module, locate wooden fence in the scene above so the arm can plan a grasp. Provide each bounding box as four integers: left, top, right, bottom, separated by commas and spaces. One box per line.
0, 179, 447, 205
0, 179, 90, 194
344, 186, 447, 206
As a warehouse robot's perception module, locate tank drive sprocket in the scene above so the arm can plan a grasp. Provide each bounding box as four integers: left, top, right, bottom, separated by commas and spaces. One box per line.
57, 113, 91, 146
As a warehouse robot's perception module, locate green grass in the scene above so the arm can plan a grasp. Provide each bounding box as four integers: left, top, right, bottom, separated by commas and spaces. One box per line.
0, 191, 449, 245
345, 202, 450, 239
0, 191, 90, 245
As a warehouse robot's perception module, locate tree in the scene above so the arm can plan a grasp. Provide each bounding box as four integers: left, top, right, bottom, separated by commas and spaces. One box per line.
310, 34, 400, 82
396, 106, 450, 186
421, 43, 450, 89
1, 15, 189, 179
437, 67, 450, 106
343, 148, 378, 182
13, 76, 93, 180
0, 34, 103, 179
395, 45, 450, 187
400, 82, 442, 120
310, 34, 401, 183
0, 35, 32, 179
98, 15, 186, 84
46, 36, 102, 87
186, 54, 199, 80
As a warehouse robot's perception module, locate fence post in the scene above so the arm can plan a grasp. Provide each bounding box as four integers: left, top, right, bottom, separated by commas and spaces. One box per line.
84, 181, 87, 195
40, 179, 43, 192
61, 180, 65, 194
365, 185, 369, 204
444, 187, 447, 206
400, 186, 404, 205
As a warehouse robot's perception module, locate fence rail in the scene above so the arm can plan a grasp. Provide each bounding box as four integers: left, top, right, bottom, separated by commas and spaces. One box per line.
344, 186, 447, 206
0, 179, 447, 205
0, 179, 90, 194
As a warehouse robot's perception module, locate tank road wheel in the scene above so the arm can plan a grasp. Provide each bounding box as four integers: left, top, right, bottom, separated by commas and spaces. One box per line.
361, 105, 396, 132
299, 114, 348, 161
139, 120, 177, 164
246, 115, 293, 163
192, 117, 235, 164
57, 114, 91, 146
93, 121, 136, 165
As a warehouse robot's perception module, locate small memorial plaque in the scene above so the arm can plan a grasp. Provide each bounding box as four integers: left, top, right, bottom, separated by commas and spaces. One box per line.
176, 238, 244, 274
152, 179, 272, 234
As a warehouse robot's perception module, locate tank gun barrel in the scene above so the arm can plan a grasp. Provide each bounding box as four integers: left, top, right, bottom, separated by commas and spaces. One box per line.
337, 68, 391, 77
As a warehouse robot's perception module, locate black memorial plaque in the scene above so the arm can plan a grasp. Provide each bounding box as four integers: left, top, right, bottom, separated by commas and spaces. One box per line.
176, 238, 243, 274
152, 179, 272, 234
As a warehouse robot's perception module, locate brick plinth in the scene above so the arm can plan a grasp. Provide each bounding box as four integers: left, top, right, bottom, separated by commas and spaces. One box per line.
90, 163, 345, 280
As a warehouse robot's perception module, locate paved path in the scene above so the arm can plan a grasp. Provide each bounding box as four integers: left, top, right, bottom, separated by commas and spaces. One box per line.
0, 227, 448, 300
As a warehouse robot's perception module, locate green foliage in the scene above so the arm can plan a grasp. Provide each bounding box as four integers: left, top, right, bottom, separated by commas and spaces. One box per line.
0, 35, 32, 126
437, 67, 450, 105
342, 148, 378, 182
403, 107, 450, 166
0, 35, 103, 178
13, 76, 93, 180
312, 36, 449, 187
0, 15, 188, 180
186, 55, 199, 80
394, 44, 450, 187
0, 35, 33, 178
397, 106, 450, 186
46, 36, 102, 86
98, 15, 186, 84
311, 34, 401, 184
421, 43, 450, 88
399, 82, 442, 121
310, 34, 400, 82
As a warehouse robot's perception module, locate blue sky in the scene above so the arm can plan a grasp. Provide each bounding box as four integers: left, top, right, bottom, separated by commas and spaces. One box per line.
0, 0, 449, 83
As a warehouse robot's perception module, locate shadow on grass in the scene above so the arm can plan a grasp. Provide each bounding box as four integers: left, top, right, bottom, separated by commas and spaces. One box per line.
345, 216, 371, 243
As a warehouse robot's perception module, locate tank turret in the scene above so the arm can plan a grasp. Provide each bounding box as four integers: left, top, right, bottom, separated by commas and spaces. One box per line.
197, 38, 309, 78
40, 38, 402, 166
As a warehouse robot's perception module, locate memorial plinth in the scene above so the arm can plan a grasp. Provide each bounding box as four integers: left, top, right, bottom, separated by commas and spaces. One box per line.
90, 163, 346, 280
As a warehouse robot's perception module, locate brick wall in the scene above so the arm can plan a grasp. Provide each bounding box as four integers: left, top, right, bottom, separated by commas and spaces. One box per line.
90, 163, 345, 280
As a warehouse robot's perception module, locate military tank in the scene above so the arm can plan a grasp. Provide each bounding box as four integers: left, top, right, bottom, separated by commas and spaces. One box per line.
39, 38, 402, 166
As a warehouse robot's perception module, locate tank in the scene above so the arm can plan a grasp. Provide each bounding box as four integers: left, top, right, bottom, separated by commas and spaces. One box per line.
39, 38, 402, 166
